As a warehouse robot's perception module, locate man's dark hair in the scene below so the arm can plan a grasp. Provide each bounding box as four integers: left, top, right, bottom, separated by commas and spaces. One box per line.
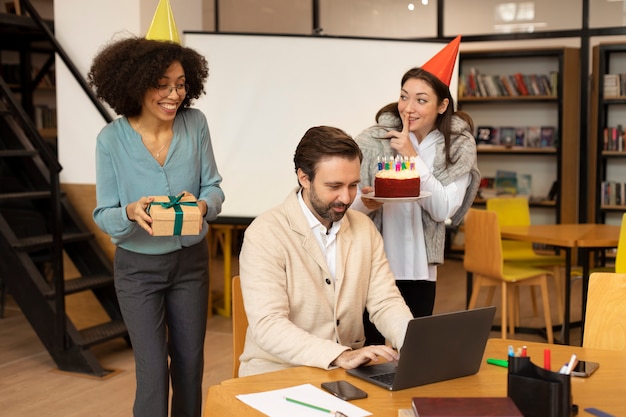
294, 126, 363, 184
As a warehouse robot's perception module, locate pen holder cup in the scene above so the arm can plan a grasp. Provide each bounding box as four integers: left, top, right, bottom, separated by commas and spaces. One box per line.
507, 356, 575, 417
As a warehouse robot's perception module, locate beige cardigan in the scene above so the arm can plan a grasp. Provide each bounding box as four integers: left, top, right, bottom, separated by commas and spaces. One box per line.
238, 188, 413, 376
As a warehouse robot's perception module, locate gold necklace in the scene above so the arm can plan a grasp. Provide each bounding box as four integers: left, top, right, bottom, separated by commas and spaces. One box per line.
135, 121, 171, 158
153, 141, 169, 158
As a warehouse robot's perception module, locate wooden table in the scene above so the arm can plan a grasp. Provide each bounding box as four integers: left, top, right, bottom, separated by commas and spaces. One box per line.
203, 339, 626, 416
498, 224, 620, 345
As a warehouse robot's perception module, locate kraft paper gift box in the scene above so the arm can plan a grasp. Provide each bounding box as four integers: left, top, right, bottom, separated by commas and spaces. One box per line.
148, 195, 201, 236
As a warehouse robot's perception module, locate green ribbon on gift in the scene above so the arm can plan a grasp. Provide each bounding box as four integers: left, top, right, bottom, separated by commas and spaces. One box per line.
149, 195, 198, 235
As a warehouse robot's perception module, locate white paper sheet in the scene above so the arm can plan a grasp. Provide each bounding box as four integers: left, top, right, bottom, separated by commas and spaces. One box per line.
236, 383, 372, 417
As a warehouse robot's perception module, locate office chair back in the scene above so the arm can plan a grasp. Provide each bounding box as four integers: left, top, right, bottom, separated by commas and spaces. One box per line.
615, 213, 626, 273
463, 209, 504, 278
231, 275, 248, 377
583, 272, 626, 351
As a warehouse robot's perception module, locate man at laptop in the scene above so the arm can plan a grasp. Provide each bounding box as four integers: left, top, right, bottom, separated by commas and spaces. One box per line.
237, 126, 414, 377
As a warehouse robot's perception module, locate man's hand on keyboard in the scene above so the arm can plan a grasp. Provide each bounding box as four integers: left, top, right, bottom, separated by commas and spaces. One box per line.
332, 345, 399, 370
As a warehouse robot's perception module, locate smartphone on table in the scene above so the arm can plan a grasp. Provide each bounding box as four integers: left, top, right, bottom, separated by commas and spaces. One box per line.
321, 380, 368, 400
571, 360, 599, 377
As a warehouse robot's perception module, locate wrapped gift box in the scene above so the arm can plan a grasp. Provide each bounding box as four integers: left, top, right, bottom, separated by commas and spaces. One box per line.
148, 195, 201, 236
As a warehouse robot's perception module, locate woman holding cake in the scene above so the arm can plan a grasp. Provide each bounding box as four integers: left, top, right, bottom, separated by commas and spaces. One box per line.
351, 36, 480, 344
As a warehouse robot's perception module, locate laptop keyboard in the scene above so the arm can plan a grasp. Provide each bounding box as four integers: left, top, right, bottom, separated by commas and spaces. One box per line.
371, 372, 395, 385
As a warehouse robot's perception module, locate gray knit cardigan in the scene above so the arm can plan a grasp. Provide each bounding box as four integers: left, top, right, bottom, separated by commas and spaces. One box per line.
355, 112, 481, 265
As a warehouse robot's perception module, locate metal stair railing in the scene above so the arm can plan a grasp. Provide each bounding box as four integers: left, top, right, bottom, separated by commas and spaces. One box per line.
18, 0, 113, 125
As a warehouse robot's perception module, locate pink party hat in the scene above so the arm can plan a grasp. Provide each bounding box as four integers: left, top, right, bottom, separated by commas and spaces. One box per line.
145, 0, 181, 44
421, 35, 462, 87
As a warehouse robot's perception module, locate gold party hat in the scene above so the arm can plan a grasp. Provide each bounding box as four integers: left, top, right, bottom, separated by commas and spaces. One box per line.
145, 0, 181, 44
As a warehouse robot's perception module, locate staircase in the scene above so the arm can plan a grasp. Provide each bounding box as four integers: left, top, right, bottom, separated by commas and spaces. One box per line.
0, 1, 127, 377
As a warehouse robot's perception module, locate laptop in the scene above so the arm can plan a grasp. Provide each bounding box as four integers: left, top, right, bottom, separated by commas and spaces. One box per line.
347, 306, 496, 391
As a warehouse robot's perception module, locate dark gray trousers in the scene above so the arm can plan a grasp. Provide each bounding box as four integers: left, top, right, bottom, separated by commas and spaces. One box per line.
114, 239, 209, 417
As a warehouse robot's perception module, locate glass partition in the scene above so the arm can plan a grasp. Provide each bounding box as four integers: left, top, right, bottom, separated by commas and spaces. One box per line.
216, 0, 312, 34
318, 0, 436, 38
590, 0, 626, 29
444, 0, 582, 36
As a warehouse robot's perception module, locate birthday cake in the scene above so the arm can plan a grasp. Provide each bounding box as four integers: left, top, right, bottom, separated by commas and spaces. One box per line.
374, 156, 420, 198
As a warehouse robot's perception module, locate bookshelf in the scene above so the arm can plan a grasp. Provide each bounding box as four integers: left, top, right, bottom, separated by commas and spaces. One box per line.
590, 43, 626, 226
458, 48, 580, 225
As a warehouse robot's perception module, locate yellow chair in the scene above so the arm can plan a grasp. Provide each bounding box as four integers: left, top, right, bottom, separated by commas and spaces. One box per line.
231, 275, 248, 378
583, 272, 626, 350
615, 213, 626, 273
486, 197, 565, 264
486, 197, 566, 319
464, 209, 554, 343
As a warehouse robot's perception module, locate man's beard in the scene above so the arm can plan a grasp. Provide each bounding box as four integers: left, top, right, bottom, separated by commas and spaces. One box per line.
308, 184, 349, 224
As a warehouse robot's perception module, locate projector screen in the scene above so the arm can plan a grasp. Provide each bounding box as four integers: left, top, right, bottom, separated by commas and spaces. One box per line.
184, 33, 458, 220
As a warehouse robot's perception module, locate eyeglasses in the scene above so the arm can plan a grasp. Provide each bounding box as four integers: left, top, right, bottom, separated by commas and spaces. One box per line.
154, 83, 189, 98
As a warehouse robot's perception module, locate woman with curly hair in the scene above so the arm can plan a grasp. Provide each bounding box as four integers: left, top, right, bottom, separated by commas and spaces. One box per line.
88, 35, 224, 417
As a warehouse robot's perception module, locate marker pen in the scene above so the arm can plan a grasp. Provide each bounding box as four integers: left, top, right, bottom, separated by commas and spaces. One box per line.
487, 358, 508, 368
544, 348, 551, 371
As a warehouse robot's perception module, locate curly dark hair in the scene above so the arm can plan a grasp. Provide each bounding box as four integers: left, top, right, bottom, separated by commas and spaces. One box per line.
87, 36, 209, 117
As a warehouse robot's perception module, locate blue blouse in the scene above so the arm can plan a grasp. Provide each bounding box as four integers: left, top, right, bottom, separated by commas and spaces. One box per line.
93, 108, 225, 255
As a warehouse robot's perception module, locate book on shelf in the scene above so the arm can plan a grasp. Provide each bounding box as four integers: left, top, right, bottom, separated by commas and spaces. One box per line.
466, 68, 478, 97
513, 73, 530, 95
495, 170, 518, 195
517, 174, 532, 196
482, 74, 502, 97
473, 125, 560, 149
500, 75, 518, 96
514, 127, 526, 146
602, 126, 625, 151
529, 74, 542, 95
526, 126, 541, 148
603, 73, 626, 97
604, 73, 621, 97
602, 181, 626, 206
476, 126, 499, 145
478, 177, 500, 199
475, 72, 488, 97
479, 177, 495, 189
34, 105, 57, 130
460, 70, 555, 98
540, 126, 556, 147
411, 397, 523, 417
550, 71, 559, 96
499, 126, 515, 147
539, 74, 553, 96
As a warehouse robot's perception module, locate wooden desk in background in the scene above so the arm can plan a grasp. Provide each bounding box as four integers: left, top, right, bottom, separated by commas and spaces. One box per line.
498, 224, 620, 345
204, 339, 626, 416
